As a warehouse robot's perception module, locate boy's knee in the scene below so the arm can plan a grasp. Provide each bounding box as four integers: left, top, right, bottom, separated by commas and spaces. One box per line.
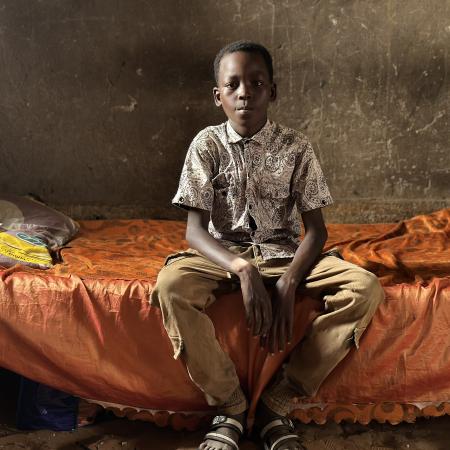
362, 270, 383, 296
150, 266, 186, 307
150, 264, 217, 311
354, 268, 384, 309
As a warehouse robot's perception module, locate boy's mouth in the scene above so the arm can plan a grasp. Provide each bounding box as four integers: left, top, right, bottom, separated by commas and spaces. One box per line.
236, 105, 253, 111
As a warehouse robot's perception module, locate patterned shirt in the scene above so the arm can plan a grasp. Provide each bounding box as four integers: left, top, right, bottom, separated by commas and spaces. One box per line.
172, 120, 333, 260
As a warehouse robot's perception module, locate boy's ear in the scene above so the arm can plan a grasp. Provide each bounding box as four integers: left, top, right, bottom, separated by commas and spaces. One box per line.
213, 87, 222, 107
270, 82, 277, 102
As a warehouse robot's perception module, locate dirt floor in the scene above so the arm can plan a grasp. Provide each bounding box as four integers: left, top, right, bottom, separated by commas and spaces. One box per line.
2, 413, 450, 450
1, 370, 449, 450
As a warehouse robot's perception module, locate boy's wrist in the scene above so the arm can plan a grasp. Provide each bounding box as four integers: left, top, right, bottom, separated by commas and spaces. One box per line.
231, 258, 255, 277
280, 271, 302, 290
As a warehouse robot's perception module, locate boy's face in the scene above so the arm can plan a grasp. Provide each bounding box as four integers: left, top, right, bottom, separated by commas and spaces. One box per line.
213, 51, 276, 137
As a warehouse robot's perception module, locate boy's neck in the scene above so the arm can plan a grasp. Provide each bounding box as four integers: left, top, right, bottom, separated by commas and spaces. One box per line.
228, 118, 268, 139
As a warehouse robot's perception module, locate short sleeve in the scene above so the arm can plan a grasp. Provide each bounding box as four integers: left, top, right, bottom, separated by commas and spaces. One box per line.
172, 130, 215, 211
293, 140, 333, 212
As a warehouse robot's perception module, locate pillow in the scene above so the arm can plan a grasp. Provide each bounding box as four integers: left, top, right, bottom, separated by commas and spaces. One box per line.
0, 195, 79, 269
0, 195, 79, 251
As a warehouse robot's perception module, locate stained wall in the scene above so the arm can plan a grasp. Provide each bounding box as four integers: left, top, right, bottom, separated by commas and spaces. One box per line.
1, 1, 448, 222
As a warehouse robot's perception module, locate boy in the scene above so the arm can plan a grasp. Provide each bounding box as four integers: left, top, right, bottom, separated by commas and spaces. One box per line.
151, 41, 384, 450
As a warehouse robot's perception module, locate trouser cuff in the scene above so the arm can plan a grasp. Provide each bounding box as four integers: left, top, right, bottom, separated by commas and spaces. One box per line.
260, 376, 307, 416
217, 386, 248, 415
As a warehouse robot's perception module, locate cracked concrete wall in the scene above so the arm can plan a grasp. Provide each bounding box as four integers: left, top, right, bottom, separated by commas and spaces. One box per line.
0, 0, 448, 223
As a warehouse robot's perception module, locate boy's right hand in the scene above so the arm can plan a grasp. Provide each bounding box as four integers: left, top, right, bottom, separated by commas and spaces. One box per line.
237, 263, 272, 336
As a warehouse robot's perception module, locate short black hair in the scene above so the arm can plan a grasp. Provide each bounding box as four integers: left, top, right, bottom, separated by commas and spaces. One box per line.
213, 41, 274, 84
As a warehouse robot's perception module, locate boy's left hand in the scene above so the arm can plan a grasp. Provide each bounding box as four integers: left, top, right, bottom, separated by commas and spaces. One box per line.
262, 276, 296, 354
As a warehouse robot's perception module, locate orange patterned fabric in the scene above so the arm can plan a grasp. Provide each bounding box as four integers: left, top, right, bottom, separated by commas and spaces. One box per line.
45, 208, 450, 286
0, 209, 449, 428
82, 400, 450, 429
325, 209, 450, 285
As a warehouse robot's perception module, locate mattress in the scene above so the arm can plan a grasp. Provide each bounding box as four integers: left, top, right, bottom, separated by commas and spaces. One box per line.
0, 209, 449, 428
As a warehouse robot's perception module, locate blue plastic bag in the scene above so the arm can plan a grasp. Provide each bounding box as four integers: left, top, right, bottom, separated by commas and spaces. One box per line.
16, 377, 79, 431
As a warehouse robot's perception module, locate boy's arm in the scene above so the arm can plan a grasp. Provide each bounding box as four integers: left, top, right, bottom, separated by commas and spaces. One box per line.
186, 207, 272, 336
264, 207, 328, 353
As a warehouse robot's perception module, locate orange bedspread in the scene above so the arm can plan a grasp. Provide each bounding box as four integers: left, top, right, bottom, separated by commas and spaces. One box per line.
0, 209, 449, 427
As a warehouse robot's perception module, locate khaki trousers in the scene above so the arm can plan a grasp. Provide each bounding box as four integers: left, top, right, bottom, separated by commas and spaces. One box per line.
150, 244, 384, 415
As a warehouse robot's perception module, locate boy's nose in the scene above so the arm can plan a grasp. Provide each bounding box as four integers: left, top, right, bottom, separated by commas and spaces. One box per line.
237, 83, 252, 99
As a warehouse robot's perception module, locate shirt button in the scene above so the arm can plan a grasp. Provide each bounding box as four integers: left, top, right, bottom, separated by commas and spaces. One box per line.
179, 196, 184, 203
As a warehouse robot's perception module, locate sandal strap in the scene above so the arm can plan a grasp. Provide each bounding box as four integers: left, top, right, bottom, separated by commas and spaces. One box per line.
269, 434, 301, 450
205, 432, 239, 450
210, 415, 244, 435
210, 422, 243, 435
202, 415, 244, 450
260, 418, 294, 439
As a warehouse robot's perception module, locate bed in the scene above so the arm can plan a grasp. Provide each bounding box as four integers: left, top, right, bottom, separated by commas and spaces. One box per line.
0, 208, 449, 429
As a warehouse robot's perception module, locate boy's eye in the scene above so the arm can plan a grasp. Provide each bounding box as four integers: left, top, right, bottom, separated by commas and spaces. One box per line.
254, 80, 264, 87
225, 82, 238, 89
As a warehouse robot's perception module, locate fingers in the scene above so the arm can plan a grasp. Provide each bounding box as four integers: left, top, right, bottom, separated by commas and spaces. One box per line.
268, 318, 278, 354
241, 271, 272, 337
253, 304, 264, 336
253, 286, 272, 337
252, 301, 262, 336
254, 300, 271, 336
278, 320, 286, 352
269, 318, 286, 353
266, 312, 292, 353
259, 299, 272, 348
246, 299, 254, 331
287, 313, 293, 344
248, 296, 265, 336
261, 296, 272, 335
260, 333, 267, 349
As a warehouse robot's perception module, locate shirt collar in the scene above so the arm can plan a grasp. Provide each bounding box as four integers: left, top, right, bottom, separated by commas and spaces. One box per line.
226, 119, 272, 145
